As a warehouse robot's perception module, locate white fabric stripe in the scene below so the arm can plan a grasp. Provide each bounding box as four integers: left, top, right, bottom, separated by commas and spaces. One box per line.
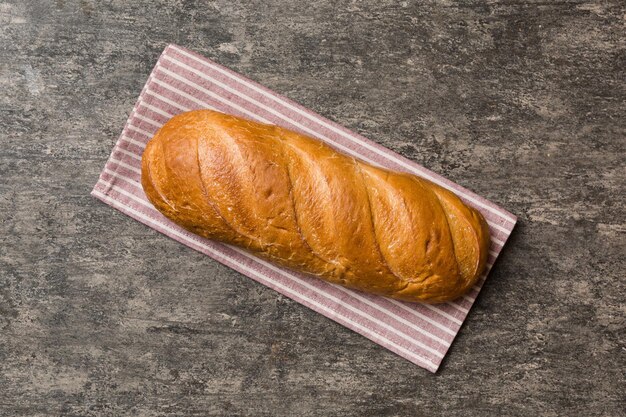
98, 179, 149, 207
107, 156, 141, 175
146, 71, 509, 239
446, 302, 470, 314
461, 294, 475, 303
486, 221, 510, 235
103, 167, 139, 184
144, 91, 191, 112
98, 172, 450, 359
331, 284, 456, 339
113, 145, 142, 162
126, 125, 153, 138
92, 188, 438, 371
138, 102, 174, 118
128, 120, 156, 135
150, 76, 219, 113
120, 134, 146, 150
132, 113, 163, 129
168, 45, 517, 225
389, 299, 463, 326
93, 186, 441, 370
108, 156, 141, 177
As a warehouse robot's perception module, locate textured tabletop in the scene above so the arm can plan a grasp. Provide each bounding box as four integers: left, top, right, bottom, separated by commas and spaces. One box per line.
1, 1, 624, 416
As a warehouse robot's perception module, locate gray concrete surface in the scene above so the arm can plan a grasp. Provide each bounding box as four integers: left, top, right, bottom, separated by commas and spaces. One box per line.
1, 1, 624, 416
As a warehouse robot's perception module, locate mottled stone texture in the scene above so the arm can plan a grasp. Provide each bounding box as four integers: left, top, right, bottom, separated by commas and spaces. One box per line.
0, 0, 624, 416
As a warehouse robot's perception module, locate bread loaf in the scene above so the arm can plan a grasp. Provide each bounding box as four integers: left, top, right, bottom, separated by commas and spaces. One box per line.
141, 110, 490, 303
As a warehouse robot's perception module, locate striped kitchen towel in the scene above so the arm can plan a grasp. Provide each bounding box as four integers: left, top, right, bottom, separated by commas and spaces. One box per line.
91, 44, 517, 373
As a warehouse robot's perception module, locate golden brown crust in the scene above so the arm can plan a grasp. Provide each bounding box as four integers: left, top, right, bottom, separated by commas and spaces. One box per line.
141, 110, 491, 303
